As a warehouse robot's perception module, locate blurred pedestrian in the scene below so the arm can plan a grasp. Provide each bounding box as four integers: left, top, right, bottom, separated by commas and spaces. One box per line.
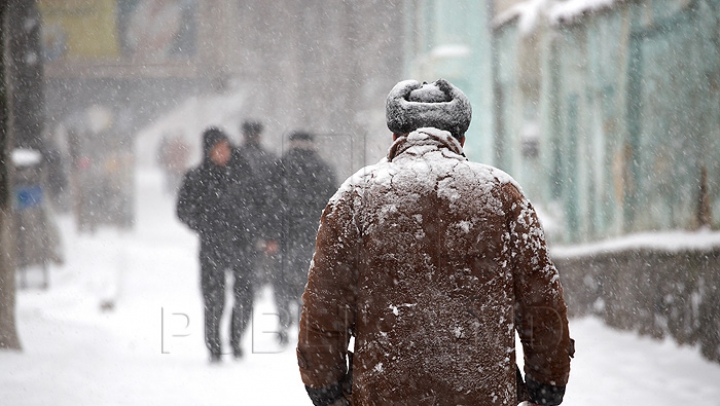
176, 127, 255, 362
41, 140, 68, 211
275, 130, 336, 345
233, 120, 281, 290
297, 79, 574, 405
158, 134, 190, 194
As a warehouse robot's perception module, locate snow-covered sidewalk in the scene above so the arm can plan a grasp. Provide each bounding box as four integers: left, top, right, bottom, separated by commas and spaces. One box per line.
2, 169, 719, 406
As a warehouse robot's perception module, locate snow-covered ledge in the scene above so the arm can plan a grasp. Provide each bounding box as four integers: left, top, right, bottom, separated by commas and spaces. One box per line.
492, 0, 621, 32
12, 148, 43, 167
551, 229, 720, 258
548, 0, 618, 26
551, 229, 720, 365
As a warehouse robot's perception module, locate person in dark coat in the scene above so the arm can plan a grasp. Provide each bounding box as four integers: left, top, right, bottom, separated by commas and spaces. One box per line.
275, 130, 336, 345
176, 127, 255, 362
297, 80, 573, 406
233, 120, 281, 289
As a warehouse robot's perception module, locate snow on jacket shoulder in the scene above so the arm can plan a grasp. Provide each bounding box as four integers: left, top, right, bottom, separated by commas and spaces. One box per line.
298, 128, 572, 406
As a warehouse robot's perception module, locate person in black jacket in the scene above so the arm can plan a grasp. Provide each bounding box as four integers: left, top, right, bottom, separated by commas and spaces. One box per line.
275, 130, 337, 345
233, 120, 281, 290
176, 127, 255, 362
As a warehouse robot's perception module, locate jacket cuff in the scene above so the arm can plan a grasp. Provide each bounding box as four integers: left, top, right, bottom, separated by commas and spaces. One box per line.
525, 377, 566, 406
306, 382, 345, 406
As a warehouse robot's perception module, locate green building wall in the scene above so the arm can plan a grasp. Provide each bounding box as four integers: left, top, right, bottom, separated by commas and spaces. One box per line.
625, 0, 720, 233
403, 0, 495, 164
405, 0, 720, 244
540, 11, 631, 243
540, 0, 720, 243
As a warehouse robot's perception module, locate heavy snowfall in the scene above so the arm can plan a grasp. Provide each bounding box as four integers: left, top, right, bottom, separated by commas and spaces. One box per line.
1, 164, 720, 406
2, 0, 720, 405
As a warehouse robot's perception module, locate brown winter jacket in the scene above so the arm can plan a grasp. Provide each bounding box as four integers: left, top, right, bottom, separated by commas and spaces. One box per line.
297, 129, 572, 406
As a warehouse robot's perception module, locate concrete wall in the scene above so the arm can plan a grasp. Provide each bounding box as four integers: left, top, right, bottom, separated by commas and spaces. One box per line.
554, 247, 720, 364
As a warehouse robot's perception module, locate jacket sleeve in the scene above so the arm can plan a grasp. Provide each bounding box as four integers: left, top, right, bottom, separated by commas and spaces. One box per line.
504, 183, 573, 406
297, 189, 359, 392
176, 171, 202, 232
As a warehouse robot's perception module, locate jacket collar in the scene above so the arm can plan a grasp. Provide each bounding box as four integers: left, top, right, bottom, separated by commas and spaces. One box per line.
387, 127, 466, 161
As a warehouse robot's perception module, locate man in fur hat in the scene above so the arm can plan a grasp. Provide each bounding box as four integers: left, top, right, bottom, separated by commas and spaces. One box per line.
297, 79, 573, 405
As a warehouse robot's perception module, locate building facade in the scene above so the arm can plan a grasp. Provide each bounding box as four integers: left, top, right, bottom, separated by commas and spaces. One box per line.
405, 0, 720, 244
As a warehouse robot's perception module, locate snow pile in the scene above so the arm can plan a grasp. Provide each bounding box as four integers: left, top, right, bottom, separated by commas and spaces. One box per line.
430, 44, 471, 59
493, 0, 618, 33
551, 229, 720, 258
547, 0, 616, 25
12, 148, 43, 167
493, 0, 550, 34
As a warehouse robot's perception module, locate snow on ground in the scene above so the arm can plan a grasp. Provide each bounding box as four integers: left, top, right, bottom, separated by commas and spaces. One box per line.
2, 168, 720, 406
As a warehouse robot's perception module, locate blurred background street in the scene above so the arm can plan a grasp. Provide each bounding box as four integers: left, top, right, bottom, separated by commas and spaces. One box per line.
1, 1, 720, 404
1, 167, 719, 405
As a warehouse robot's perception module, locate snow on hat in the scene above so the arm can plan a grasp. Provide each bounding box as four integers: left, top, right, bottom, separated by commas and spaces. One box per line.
386, 79, 471, 139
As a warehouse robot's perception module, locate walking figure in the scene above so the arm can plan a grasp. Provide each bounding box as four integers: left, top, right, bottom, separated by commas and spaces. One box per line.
297, 80, 574, 405
275, 130, 336, 345
176, 127, 256, 362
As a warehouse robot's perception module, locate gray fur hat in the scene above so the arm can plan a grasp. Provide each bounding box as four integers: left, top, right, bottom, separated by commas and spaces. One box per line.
386, 79, 471, 139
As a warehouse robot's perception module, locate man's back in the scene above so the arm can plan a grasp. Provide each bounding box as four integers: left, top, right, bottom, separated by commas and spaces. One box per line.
298, 79, 571, 406
299, 128, 571, 405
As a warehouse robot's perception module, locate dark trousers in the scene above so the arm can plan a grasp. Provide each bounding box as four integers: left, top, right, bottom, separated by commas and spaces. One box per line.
275, 237, 314, 331
200, 244, 254, 357
275, 279, 305, 331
